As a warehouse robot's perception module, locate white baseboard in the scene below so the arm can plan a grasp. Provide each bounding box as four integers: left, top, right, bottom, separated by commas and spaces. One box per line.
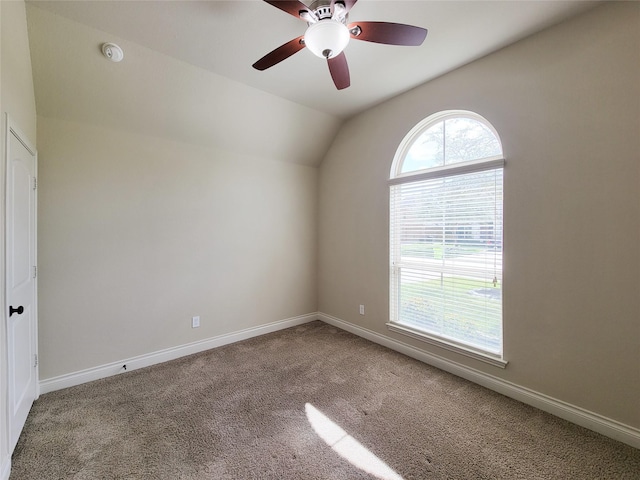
1, 455, 10, 480
40, 313, 318, 395
318, 312, 640, 449
38, 311, 640, 449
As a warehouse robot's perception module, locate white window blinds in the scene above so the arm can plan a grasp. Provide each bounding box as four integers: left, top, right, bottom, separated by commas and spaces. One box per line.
390, 165, 503, 356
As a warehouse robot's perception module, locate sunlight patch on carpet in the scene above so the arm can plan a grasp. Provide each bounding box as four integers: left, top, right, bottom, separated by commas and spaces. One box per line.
305, 403, 404, 480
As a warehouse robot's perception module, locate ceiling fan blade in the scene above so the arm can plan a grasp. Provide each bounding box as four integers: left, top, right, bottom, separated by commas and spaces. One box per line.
263, 0, 312, 21
252, 36, 305, 71
327, 52, 350, 90
348, 21, 428, 46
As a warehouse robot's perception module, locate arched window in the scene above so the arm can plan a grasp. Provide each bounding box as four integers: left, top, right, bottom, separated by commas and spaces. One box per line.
388, 111, 506, 365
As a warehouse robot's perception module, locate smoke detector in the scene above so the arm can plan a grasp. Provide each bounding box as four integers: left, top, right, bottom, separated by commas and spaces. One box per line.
101, 43, 124, 62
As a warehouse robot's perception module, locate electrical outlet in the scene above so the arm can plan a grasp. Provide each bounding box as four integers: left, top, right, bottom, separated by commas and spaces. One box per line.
192, 316, 200, 328
359, 305, 365, 315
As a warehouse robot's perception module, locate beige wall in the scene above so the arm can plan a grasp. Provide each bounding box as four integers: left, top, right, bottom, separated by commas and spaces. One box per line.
1, 1, 37, 142
1, 0, 38, 474
37, 117, 318, 379
318, 2, 640, 428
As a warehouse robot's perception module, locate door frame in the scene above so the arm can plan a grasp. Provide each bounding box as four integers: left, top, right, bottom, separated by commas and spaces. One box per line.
3, 113, 38, 454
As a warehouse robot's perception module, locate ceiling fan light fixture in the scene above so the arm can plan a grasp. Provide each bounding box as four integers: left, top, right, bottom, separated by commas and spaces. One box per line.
304, 20, 350, 59
253, 0, 428, 90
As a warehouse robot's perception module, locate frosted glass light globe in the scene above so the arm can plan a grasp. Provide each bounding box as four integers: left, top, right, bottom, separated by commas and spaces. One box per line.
304, 20, 350, 59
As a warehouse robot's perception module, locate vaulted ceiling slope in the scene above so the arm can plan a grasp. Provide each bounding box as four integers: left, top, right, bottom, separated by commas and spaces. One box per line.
26, 4, 341, 167
26, 1, 599, 167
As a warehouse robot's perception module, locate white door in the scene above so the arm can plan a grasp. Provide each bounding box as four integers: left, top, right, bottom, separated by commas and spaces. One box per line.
5, 116, 38, 452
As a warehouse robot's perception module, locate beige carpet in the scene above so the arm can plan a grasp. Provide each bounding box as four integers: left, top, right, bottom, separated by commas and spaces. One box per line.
11, 321, 640, 479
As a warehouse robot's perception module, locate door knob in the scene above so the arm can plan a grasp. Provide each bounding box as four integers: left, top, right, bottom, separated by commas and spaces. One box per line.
9, 306, 24, 317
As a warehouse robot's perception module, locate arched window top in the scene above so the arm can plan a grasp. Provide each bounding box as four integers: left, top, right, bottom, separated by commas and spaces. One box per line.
391, 111, 503, 179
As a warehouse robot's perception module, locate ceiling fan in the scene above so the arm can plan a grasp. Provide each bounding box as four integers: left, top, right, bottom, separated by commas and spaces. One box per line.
252, 0, 428, 90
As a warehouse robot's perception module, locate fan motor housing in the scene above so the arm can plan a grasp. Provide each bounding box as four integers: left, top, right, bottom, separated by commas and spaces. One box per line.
309, 0, 347, 23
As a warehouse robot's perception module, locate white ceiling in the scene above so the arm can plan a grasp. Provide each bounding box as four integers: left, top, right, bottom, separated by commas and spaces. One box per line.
25, 0, 600, 165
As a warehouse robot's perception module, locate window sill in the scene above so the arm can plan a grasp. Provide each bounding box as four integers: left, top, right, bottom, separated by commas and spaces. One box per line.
386, 322, 508, 369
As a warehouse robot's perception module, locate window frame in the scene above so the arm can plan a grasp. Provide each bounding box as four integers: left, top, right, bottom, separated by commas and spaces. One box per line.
388, 110, 507, 368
